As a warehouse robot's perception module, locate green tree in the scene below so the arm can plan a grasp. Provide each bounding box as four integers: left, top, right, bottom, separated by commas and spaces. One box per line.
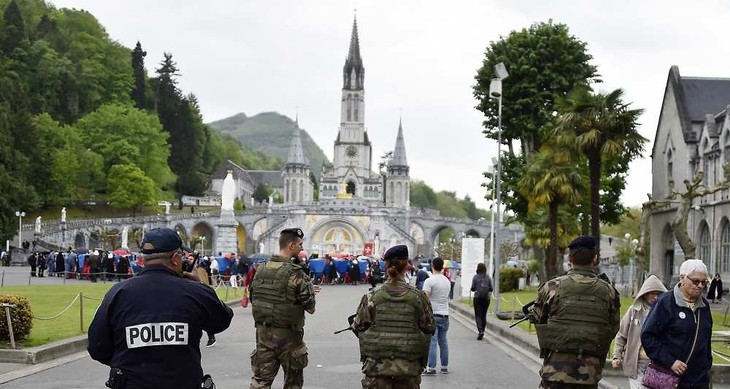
0, 0, 27, 57
518, 143, 585, 279
410, 180, 438, 208
107, 164, 157, 216
131, 41, 149, 109
472, 21, 599, 237
553, 87, 645, 255
253, 183, 269, 204
75, 103, 175, 189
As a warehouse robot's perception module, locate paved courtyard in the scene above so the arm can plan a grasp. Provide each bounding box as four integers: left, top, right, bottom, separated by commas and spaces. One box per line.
0, 281, 541, 388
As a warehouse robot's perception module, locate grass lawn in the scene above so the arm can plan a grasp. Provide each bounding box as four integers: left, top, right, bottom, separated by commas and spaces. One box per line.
0, 283, 243, 348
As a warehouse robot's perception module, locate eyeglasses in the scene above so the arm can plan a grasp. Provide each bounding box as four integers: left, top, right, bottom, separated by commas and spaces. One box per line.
685, 276, 708, 287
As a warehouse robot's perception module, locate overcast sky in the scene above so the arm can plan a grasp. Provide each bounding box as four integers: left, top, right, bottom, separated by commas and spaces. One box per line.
50, 0, 730, 210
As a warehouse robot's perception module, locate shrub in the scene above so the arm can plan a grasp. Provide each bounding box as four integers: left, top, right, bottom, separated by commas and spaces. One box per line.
0, 295, 33, 342
500, 268, 524, 293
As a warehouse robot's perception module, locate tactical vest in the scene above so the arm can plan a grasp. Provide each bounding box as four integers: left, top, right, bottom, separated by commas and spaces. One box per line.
251, 258, 305, 330
535, 273, 615, 357
359, 286, 429, 361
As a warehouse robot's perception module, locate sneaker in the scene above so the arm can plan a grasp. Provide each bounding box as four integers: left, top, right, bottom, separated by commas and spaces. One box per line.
477, 332, 484, 340
440, 368, 449, 374
205, 337, 217, 347
422, 368, 437, 375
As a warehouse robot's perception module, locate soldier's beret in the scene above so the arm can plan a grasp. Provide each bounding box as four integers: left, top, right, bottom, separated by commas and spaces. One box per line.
140, 228, 184, 254
383, 245, 409, 261
281, 228, 304, 239
568, 235, 596, 250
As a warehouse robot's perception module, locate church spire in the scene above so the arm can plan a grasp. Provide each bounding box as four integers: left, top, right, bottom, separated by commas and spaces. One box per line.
286, 124, 309, 168
343, 15, 364, 90
390, 118, 408, 167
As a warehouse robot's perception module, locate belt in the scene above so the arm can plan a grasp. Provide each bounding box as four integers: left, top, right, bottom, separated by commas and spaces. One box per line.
433, 314, 448, 318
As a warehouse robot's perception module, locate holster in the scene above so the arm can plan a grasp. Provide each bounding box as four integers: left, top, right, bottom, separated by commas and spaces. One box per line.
105, 368, 125, 389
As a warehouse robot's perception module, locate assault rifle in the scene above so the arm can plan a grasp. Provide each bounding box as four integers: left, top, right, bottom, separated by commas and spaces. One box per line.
508, 300, 537, 328
334, 314, 357, 334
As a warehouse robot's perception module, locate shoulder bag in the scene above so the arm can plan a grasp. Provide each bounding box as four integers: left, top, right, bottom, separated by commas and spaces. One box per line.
642, 309, 701, 389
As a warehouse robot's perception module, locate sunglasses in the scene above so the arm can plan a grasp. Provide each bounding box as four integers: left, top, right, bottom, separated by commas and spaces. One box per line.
685, 276, 708, 287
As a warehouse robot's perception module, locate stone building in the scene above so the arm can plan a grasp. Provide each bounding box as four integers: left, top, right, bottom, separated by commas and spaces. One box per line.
649, 65, 730, 284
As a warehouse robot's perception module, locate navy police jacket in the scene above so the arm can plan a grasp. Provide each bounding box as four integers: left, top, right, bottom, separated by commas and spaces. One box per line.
641, 286, 712, 387
88, 265, 233, 389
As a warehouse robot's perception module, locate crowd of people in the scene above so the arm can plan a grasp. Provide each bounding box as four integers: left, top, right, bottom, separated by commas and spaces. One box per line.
24, 248, 135, 282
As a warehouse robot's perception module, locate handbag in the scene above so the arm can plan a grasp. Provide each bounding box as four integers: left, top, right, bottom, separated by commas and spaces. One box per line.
642, 309, 701, 389
240, 288, 249, 308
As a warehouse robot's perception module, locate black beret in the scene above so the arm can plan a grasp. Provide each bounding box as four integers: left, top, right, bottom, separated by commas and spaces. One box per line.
281, 228, 304, 239
568, 235, 596, 250
383, 245, 409, 261
140, 228, 183, 254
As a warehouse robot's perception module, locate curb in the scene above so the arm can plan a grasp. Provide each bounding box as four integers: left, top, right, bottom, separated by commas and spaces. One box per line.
0, 298, 242, 365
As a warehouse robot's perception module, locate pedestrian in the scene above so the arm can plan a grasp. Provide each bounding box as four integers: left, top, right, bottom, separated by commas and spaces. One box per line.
422, 257, 451, 375
349, 257, 360, 285
87, 250, 100, 282
47, 251, 56, 277
28, 253, 37, 277
55, 250, 65, 277
415, 264, 429, 290
66, 248, 76, 279
352, 244, 435, 389
87, 227, 233, 389
611, 275, 667, 389
210, 256, 219, 286
368, 259, 382, 290
531, 235, 620, 389
37, 252, 46, 277
641, 259, 713, 389
470, 262, 493, 340
707, 273, 723, 303
444, 266, 457, 299
249, 228, 319, 388
229, 253, 239, 288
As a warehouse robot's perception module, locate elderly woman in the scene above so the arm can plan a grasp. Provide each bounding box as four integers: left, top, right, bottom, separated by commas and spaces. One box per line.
611, 275, 667, 388
641, 259, 713, 389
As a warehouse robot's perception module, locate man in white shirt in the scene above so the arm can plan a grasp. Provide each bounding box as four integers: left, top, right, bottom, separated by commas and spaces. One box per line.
422, 257, 451, 375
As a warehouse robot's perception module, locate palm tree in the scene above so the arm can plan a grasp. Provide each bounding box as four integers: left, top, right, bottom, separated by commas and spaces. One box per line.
553, 87, 645, 256
518, 143, 585, 279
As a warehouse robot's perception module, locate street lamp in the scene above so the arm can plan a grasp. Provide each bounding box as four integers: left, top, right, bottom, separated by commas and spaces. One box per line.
489, 62, 508, 313
200, 236, 206, 256
15, 211, 25, 249
625, 233, 639, 295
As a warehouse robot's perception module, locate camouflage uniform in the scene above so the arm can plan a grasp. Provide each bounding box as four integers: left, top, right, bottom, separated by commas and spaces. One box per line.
532, 268, 620, 389
250, 255, 316, 389
353, 275, 435, 389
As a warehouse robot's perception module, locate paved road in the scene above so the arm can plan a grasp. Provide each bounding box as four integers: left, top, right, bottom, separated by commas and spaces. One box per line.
1, 283, 540, 388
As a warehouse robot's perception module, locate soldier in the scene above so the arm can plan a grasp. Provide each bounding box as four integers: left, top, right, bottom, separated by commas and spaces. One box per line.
249, 228, 318, 389
532, 236, 620, 389
352, 245, 435, 389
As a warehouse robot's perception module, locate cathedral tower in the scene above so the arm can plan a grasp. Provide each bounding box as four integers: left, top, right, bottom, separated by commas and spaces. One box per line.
283, 119, 313, 205
332, 16, 372, 183
386, 119, 410, 208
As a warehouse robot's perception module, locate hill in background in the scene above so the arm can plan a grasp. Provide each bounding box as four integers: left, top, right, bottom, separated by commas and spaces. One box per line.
208, 112, 329, 177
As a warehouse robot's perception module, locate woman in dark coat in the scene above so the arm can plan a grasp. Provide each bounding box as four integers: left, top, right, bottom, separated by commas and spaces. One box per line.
708, 273, 723, 303
55, 251, 65, 277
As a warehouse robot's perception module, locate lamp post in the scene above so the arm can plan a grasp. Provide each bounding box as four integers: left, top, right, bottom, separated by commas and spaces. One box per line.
200, 236, 206, 256
625, 233, 639, 295
15, 211, 25, 249
489, 62, 508, 313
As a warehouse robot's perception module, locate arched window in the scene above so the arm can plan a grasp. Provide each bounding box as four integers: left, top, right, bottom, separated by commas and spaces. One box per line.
722, 221, 730, 272
699, 223, 711, 267
667, 149, 673, 181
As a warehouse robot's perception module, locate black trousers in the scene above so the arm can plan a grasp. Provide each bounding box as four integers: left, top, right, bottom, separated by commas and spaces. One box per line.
473, 297, 490, 333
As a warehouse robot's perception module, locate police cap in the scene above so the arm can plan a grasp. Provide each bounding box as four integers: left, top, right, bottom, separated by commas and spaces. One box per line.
383, 245, 409, 261
567, 235, 596, 250
140, 228, 184, 254
280, 228, 304, 239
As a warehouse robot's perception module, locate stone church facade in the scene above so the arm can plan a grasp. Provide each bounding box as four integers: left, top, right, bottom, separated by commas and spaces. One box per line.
650, 65, 730, 284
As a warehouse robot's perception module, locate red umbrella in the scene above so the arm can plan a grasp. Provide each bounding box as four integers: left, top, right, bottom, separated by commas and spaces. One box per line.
112, 249, 129, 255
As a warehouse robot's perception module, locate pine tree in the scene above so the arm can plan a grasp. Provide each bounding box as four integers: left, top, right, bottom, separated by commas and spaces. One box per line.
0, 0, 27, 57
131, 41, 148, 109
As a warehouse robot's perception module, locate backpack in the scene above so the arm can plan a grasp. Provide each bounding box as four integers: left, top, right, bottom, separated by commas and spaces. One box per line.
474, 276, 492, 299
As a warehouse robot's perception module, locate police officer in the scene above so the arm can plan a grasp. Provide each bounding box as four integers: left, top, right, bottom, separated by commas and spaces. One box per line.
87, 227, 234, 389
352, 245, 435, 389
250, 228, 317, 389
532, 236, 620, 389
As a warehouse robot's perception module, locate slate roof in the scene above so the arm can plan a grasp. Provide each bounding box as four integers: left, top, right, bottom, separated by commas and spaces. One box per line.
247, 170, 284, 188
210, 160, 253, 185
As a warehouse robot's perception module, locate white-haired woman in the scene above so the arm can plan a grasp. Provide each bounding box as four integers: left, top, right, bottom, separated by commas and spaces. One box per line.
611, 275, 667, 388
641, 259, 713, 389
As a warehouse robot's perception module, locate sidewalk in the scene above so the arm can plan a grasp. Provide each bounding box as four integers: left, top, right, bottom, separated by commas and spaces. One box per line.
449, 298, 730, 389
